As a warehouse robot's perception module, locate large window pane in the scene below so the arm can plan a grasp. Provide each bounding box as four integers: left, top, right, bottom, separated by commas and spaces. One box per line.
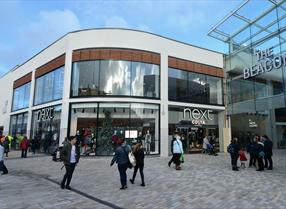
34, 67, 64, 105
99, 60, 131, 96
206, 75, 223, 105
12, 82, 31, 111
72, 61, 100, 96
131, 62, 160, 98
168, 68, 188, 101
188, 72, 207, 104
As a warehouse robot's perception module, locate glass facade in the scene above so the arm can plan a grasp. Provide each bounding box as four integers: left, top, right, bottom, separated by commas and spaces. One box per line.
220, 1, 286, 148
12, 82, 31, 111
30, 105, 62, 153
34, 67, 64, 105
168, 68, 223, 105
69, 102, 160, 155
10, 112, 28, 137
72, 60, 160, 98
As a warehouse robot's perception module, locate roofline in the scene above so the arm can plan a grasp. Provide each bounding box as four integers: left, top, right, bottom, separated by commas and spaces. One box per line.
2, 28, 224, 78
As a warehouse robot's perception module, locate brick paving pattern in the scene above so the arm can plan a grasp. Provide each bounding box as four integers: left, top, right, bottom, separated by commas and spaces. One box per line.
0, 150, 286, 209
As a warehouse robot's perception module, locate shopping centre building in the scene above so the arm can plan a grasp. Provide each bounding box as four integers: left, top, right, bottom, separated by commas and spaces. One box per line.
209, 0, 286, 149
0, 28, 225, 156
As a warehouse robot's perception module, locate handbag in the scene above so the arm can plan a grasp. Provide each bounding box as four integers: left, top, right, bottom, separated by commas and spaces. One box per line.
180, 153, 185, 163
128, 152, 136, 167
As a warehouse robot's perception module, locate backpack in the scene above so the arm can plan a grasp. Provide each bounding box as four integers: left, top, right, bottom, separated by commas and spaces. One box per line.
227, 144, 234, 153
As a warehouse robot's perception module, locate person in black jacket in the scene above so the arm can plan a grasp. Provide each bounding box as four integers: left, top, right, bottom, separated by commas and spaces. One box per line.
262, 135, 273, 170
247, 135, 259, 167
60, 136, 80, 190
256, 136, 265, 171
229, 138, 239, 171
129, 142, 145, 186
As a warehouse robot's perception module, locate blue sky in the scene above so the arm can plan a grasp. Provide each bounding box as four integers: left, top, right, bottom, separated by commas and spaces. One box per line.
0, 0, 241, 76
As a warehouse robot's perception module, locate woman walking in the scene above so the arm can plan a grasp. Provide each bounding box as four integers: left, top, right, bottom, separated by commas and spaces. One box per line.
171, 132, 184, 170
129, 142, 145, 186
110, 137, 131, 190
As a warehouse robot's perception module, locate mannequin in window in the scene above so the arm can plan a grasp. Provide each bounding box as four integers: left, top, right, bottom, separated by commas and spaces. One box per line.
145, 130, 151, 154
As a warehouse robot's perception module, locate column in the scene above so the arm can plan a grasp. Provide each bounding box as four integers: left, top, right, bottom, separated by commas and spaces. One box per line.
160, 53, 169, 157
26, 70, 35, 138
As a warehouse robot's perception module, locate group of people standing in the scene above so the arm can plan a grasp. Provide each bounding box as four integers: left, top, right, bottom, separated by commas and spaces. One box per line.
228, 135, 273, 171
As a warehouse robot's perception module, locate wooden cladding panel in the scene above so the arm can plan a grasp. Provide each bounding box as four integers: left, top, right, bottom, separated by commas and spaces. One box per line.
168, 57, 223, 78
72, 49, 160, 65
35, 54, 65, 78
13, 72, 32, 89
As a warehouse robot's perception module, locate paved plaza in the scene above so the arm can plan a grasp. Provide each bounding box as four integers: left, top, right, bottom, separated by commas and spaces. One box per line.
0, 150, 286, 209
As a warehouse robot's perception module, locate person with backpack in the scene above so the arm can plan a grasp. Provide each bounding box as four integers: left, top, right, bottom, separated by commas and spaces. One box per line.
60, 136, 80, 190
110, 137, 131, 190
227, 138, 239, 171
0, 136, 8, 175
129, 142, 145, 187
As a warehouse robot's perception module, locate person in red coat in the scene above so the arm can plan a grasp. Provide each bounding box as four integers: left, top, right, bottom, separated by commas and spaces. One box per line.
239, 147, 247, 168
20, 136, 30, 158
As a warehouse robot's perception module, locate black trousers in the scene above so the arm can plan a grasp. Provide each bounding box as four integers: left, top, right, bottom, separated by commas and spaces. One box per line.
264, 155, 273, 169
61, 163, 76, 187
0, 161, 8, 174
21, 149, 27, 158
257, 157, 264, 170
131, 165, 144, 184
118, 163, 128, 187
249, 153, 256, 167
230, 154, 238, 168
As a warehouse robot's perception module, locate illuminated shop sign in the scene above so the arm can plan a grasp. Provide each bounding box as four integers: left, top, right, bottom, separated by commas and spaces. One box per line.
243, 47, 286, 79
183, 108, 213, 125
37, 107, 54, 121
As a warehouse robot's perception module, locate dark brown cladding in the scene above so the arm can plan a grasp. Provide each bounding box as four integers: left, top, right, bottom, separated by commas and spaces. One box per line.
168, 56, 224, 78
13, 72, 32, 89
35, 54, 65, 78
72, 49, 160, 65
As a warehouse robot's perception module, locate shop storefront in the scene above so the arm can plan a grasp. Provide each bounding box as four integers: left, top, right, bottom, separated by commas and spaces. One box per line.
209, 0, 286, 148
69, 103, 160, 155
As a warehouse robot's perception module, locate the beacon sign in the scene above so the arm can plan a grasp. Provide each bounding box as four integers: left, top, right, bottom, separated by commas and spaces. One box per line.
183, 108, 213, 125
243, 47, 286, 79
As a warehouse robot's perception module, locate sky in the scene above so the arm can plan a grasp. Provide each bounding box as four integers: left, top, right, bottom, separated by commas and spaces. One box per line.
0, 0, 242, 76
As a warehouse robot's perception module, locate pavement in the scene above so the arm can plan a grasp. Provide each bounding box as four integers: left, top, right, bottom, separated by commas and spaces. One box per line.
1, 150, 286, 209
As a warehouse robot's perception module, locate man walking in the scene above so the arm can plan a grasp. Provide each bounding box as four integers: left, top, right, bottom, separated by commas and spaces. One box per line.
60, 136, 80, 190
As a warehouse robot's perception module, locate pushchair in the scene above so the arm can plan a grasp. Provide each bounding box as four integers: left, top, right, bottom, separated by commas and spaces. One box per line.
206, 143, 218, 156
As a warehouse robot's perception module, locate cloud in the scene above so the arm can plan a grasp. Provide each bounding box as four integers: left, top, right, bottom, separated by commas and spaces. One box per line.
0, 9, 81, 75
104, 16, 129, 28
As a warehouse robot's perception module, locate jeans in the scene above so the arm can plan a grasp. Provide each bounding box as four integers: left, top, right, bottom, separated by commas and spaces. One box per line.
61, 163, 76, 187
0, 161, 8, 174
118, 163, 128, 187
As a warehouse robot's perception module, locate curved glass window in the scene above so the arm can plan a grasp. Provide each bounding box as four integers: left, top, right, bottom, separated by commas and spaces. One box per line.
69, 102, 160, 156
168, 68, 223, 105
34, 67, 64, 105
12, 82, 30, 111
72, 60, 160, 98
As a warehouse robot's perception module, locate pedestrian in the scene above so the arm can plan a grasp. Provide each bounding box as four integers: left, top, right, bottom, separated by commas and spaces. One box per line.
129, 142, 145, 187
169, 132, 183, 170
0, 136, 8, 175
3, 136, 10, 157
60, 136, 80, 190
256, 136, 265, 171
227, 138, 239, 171
110, 137, 131, 190
247, 136, 257, 167
20, 136, 30, 158
168, 132, 177, 167
239, 147, 247, 168
262, 135, 273, 170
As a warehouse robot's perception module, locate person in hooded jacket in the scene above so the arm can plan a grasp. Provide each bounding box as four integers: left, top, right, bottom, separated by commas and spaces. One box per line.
262, 135, 273, 170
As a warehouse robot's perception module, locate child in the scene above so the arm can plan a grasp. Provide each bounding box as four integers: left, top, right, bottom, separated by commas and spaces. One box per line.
239, 147, 247, 168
